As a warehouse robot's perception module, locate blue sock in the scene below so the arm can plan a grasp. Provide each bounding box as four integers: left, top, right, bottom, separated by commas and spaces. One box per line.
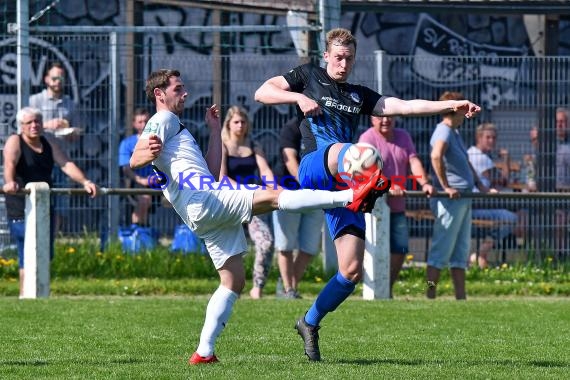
305, 272, 356, 326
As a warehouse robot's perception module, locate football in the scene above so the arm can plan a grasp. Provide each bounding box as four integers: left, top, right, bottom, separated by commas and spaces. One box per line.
341, 142, 383, 180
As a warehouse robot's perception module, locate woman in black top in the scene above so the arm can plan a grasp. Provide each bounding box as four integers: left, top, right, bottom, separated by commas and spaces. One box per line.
219, 106, 275, 299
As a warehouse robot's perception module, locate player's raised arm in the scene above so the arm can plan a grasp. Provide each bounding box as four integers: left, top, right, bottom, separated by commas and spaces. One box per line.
255, 76, 321, 117
254, 75, 294, 104
130, 134, 162, 169
204, 104, 222, 180
373, 96, 481, 118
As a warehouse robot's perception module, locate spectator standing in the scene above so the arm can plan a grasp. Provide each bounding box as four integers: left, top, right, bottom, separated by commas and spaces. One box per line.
555, 107, 570, 258
427, 91, 487, 300
129, 69, 379, 364
219, 106, 275, 300
2, 107, 98, 297
29, 61, 80, 135
29, 61, 81, 234
273, 117, 324, 299
358, 115, 434, 297
467, 123, 522, 268
255, 27, 480, 361
118, 108, 153, 226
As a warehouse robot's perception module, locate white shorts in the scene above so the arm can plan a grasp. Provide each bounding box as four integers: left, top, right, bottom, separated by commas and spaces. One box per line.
183, 189, 254, 269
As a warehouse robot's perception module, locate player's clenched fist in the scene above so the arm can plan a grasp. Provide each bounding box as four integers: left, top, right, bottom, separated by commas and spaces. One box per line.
205, 104, 221, 130
147, 134, 163, 157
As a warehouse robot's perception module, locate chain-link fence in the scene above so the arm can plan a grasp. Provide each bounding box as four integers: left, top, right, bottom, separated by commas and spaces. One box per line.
1, 21, 570, 262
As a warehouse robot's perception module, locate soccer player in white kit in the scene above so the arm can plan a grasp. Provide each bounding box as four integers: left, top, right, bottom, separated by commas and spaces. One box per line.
130, 69, 385, 365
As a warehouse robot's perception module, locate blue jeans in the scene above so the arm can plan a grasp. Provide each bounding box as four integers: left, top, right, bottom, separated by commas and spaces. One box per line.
428, 198, 472, 269
9, 218, 55, 269
472, 208, 517, 240
390, 212, 409, 254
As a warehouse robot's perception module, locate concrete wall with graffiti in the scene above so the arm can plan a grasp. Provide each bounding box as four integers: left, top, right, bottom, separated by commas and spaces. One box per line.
1, 2, 569, 137
1, 2, 569, 131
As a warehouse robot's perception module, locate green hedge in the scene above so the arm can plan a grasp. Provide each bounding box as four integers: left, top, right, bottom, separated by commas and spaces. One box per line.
0, 234, 328, 281
1, 234, 569, 297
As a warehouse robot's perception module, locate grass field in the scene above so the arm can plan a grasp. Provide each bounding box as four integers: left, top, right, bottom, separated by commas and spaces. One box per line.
1, 296, 569, 379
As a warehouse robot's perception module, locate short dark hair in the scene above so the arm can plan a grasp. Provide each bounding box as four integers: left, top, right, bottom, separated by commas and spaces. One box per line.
439, 91, 465, 116
44, 61, 65, 76
145, 69, 180, 103
133, 107, 149, 119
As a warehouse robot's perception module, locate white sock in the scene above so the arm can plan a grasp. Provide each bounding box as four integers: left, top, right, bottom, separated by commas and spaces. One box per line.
277, 189, 353, 212
196, 285, 238, 357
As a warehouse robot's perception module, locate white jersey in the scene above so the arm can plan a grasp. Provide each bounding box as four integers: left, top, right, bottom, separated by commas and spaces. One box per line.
467, 145, 494, 190
139, 110, 253, 267
139, 110, 212, 222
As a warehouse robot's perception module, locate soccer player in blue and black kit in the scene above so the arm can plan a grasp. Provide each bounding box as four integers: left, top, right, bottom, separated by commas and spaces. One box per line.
255, 28, 481, 361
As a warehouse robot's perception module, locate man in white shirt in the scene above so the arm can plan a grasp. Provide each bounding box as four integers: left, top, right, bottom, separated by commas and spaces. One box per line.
467, 123, 520, 268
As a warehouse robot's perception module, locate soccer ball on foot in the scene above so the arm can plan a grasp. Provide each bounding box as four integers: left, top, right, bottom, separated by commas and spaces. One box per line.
341, 142, 383, 181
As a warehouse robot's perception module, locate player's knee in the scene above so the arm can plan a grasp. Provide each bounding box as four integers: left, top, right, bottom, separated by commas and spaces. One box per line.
221, 276, 246, 294
340, 267, 362, 283
235, 277, 246, 293
328, 142, 350, 175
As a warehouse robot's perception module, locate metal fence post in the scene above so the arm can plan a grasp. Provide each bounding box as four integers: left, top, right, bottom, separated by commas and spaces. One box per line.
363, 196, 390, 300
108, 32, 120, 244
22, 182, 51, 299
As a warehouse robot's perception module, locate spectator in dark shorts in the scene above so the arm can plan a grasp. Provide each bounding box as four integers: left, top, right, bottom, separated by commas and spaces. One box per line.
3, 107, 98, 297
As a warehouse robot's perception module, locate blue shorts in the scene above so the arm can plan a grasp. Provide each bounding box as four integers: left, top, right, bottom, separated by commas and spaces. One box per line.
299, 145, 364, 240
390, 212, 409, 254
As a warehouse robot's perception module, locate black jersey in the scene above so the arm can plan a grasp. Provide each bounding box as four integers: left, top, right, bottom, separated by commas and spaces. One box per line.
283, 63, 381, 155
273, 117, 302, 189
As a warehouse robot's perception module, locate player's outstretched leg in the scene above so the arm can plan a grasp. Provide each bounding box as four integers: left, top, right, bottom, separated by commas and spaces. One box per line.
188, 284, 239, 365
346, 171, 390, 213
